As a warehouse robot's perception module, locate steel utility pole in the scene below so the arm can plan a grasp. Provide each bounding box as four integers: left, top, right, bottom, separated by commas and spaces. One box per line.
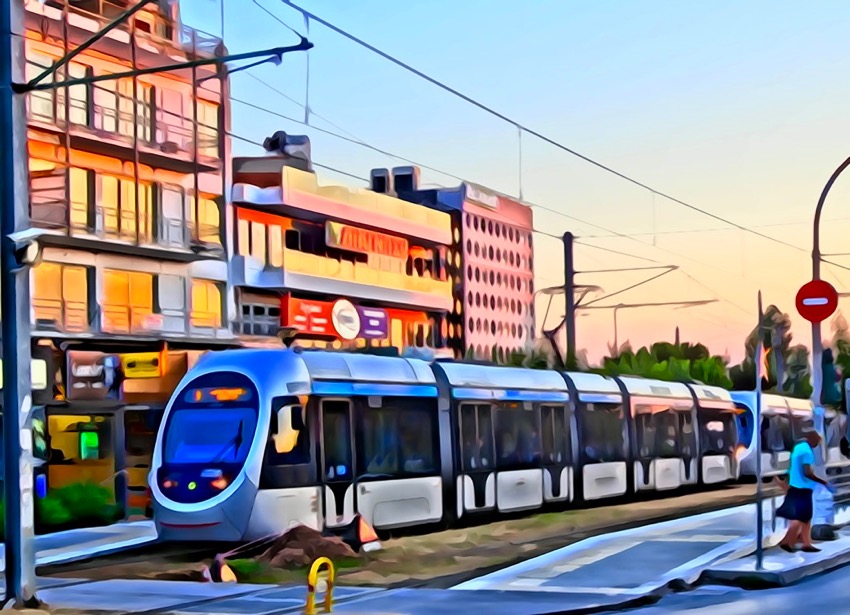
0, 0, 38, 606
563, 232, 577, 368
811, 156, 850, 467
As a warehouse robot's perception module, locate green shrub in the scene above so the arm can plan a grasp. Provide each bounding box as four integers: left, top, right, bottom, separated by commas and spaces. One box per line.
36, 493, 72, 527
49, 482, 122, 526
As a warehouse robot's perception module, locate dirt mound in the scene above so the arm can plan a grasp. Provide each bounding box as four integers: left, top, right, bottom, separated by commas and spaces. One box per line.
254, 525, 358, 569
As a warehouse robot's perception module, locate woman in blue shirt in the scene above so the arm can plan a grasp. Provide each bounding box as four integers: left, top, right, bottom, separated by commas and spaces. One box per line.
777, 429, 831, 553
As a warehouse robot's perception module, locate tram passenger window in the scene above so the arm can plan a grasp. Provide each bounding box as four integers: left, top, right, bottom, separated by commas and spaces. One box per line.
359, 400, 437, 477
579, 403, 626, 463
461, 404, 494, 472
267, 405, 310, 466
541, 405, 569, 464
679, 412, 696, 457
700, 415, 736, 455
494, 405, 541, 470
322, 402, 352, 480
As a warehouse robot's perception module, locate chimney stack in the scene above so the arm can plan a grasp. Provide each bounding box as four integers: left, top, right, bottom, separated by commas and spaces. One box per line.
370, 168, 392, 194
392, 166, 420, 194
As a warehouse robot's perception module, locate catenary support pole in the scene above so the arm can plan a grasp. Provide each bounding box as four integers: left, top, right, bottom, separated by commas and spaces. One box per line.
0, 0, 38, 605
563, 232, 576, 368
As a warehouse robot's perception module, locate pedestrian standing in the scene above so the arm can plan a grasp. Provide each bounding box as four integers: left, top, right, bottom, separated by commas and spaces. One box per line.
776, 428, 834, 553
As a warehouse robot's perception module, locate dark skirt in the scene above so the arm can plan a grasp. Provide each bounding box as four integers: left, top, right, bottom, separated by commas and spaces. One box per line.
776, 486, 814, 523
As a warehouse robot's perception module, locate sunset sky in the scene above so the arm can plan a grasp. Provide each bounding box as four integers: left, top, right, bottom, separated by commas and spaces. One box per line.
183, 0, 850, 366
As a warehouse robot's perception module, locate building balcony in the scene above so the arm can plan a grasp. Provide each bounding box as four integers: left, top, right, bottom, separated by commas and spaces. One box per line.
231, 249, 453, 312
232, 166, 452, 246
26, 96, 223, 174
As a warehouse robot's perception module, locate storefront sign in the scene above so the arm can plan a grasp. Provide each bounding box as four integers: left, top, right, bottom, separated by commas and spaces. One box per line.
357, 306, 389, 339
66, 351, 120, 401
465, 183, 500, 209
283, 296, 334, 336
0, 359, 49, 391
121, 352, 164, 379
332, 300, 361, 340
325, 221, 408, 259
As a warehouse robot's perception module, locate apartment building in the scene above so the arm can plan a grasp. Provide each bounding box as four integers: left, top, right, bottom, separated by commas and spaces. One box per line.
22, 0, 232, 515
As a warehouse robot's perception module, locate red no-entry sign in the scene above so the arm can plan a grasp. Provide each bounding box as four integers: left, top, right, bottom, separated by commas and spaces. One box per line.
796, 279, 839, 323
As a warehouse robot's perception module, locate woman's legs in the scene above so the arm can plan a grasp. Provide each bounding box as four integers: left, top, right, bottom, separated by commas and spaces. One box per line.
780, 520, 802, 548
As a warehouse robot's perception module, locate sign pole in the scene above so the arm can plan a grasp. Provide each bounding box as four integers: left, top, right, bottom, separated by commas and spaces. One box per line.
0, 0, 38, 605
755, 290, 765, 571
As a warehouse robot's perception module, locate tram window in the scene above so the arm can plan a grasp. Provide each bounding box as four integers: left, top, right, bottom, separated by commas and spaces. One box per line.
541, 405, 569, 464
763, 414, 794, 451
679, 411, 696, 457
637, 408, 679, 458
359, 399, 437, 477
827, 414, 846, 448
267, 405, 310, 466
700, 414, 736, 455
735, 404, 753, 447
579, 403, 626, 463
460, 404, 494, 472
494, 404, 541, 470
165, 407, 257, 464
322, 401, 352, 481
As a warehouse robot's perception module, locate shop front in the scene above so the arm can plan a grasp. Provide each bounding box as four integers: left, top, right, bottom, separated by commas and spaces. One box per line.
281, 293, 449, 354
45, 348, 204, 516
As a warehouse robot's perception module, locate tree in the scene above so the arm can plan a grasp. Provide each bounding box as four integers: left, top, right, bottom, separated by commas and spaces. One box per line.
597, 343, 732, 388
728, 304, 811, 398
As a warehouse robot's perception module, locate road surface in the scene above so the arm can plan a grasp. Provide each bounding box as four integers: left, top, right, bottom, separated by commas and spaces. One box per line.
620, 562, 850, 614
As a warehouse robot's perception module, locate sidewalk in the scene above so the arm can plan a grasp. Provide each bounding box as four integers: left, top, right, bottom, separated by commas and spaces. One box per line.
0, 520, 157, 571
452, 496, 783, 596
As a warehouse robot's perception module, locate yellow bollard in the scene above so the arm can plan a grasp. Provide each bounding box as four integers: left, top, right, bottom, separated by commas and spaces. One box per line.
305, 557, 335, 615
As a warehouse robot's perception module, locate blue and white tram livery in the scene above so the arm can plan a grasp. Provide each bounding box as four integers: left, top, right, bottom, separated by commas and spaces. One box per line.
730, 392, 795, 478
561, 372, 629, 501
686, 384, 740, 484
431, 361, 575, 520
618, 377, 699, 492
151, 348, 446, 542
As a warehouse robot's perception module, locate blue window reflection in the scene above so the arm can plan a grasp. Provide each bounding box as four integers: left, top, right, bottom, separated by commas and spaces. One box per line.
164, 408, 258, 464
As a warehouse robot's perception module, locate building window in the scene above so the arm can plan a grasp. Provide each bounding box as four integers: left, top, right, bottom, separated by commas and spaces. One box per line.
94, 79, 119, 133
69, 167, 93, 232
190, 196, 221, 245
159, 185, 186, 247
97, 175, 119, 237
32, 262, 90, 332
56, 62, 90, 126
191, 279, 222, 329
197, 101, 219, 158
250, 221, 266, 263
25, 52, 55, 121
102, 269, 154, 333
138, 83, 154, 142
117, 79, 135, 137
96, 175, 153, 242
269, 225, 283, 267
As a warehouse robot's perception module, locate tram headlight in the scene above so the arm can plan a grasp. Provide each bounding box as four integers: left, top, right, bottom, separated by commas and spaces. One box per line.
211, 477, 229, 490
735, 445, 747, 460
163, 479, 177, 489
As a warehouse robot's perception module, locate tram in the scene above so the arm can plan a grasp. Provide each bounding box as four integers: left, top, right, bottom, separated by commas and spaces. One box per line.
151, 348, 742, 542
687, 383, 741, 484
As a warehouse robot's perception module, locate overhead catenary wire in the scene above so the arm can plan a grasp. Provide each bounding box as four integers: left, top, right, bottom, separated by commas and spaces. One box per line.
272, 0, 807, 256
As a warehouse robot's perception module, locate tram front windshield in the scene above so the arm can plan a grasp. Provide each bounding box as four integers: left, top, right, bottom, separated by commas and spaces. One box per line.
158, 372, 259, 503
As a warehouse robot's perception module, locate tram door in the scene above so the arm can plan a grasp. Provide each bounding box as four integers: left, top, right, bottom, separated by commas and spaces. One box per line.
320, 399, 356, 528
541, 405, 572, 503
459, 403, 496, 513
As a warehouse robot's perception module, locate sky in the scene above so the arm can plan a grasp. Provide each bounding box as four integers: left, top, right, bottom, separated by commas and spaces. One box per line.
180, 0, 850, 366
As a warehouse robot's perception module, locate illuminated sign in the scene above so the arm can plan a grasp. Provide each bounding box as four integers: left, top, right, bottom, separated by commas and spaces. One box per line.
0, 359, 48, 391
121, 352, 164, 379
357, 306, 388, 339
332, 300, 361, 340
325, 221, 408, 259
283, 296, 334, 336
67, 351, 120, 401
282, 295, 389, 340
185, 387, 253, 404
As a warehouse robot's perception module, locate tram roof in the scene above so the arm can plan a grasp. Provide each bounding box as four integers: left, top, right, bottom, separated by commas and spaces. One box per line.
562, 372, 622, 395
299, 351, 436, 385
618, 376, 692, 399
687, 383, 734, 404
433, 361, 570, 401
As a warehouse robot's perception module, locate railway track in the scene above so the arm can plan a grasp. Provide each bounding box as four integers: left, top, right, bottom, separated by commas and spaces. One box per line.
38, 483, 778, 587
